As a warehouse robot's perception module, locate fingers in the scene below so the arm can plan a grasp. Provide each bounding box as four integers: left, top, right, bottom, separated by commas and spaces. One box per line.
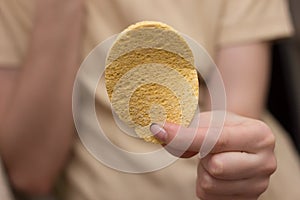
161, 144, 198, 158
196, 163, 269, 199
200, 152, 276, 180
201, 153, 257, 180
196, 151, 276, 199
151, 113, 273, 154
151, 122, 205, 152
150, 112, 276, 199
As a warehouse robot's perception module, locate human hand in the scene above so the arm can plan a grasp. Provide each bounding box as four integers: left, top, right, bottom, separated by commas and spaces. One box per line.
150, 112, 276, 200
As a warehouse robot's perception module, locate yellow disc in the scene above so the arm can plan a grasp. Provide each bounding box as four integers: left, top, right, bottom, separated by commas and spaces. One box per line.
105, 21, 199, 143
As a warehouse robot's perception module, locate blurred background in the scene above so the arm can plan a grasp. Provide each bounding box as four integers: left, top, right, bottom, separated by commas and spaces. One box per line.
268, 0, 300, 154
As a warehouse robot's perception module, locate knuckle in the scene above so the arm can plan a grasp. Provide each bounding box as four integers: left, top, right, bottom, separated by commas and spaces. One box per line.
263, 132, 276, 150
256, 120, 269, 131
256, 178, 270, 195
265, 133, 276, 150
215, 128, 230, 151
196, 183, 203, 199
263, 155, 277, 175
208, 156, 224, 177
196, 191, 205, 200
198, 171, 215, 193
254, 120, 270, 135
255, 121, 275, 149
196, 186, 210, 200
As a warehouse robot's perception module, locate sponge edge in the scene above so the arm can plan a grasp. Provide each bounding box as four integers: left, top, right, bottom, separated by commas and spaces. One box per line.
105, 21, 199, 143
106, 21, 194, 65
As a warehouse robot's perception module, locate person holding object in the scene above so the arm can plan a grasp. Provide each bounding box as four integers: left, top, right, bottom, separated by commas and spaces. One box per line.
0, 0, 299, 200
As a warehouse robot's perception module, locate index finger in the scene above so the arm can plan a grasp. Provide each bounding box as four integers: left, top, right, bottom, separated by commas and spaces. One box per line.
152, 115, 269, 155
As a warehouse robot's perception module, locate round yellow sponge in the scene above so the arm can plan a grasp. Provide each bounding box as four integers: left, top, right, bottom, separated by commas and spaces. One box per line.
105, 21, 199, 143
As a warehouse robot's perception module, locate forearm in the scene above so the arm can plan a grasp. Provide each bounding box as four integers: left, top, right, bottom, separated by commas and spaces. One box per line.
215, 43, 271, 119
0, 0, 84, 195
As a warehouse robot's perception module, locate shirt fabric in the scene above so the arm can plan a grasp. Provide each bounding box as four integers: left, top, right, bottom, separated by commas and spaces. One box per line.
0, 0, 299, 200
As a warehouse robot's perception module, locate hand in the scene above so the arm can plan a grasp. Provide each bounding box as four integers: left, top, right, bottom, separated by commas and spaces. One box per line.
150, 112, 276, 200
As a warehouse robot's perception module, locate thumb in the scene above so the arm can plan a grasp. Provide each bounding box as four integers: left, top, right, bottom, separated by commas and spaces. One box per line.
150, 122, 207, 153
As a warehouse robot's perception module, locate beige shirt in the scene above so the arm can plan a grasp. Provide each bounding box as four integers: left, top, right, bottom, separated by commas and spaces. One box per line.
1, 0, 299, 200
0, 0, 292, 67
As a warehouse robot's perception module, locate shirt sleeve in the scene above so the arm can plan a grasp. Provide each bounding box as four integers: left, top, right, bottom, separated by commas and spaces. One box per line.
217, 0, 294, 47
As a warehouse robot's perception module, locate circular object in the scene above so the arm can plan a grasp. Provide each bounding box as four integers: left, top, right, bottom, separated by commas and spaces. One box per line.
105, 21, 199, 143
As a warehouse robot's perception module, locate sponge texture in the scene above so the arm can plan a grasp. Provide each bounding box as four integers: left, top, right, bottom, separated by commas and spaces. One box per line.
105, 21, 199, 143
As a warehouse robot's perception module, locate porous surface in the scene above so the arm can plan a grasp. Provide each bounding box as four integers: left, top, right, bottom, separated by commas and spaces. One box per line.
105, 21, 199, 143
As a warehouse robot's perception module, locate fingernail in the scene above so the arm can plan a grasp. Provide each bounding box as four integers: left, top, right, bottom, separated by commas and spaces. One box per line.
150, 123, 167, 142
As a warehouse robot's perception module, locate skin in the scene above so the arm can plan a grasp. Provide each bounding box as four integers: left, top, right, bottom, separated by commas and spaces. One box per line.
0, 0, 84, 195
0, 1, 275, 199
153, 112, 276, 200
152, 43, 276, 200
216, 43, 271, 119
